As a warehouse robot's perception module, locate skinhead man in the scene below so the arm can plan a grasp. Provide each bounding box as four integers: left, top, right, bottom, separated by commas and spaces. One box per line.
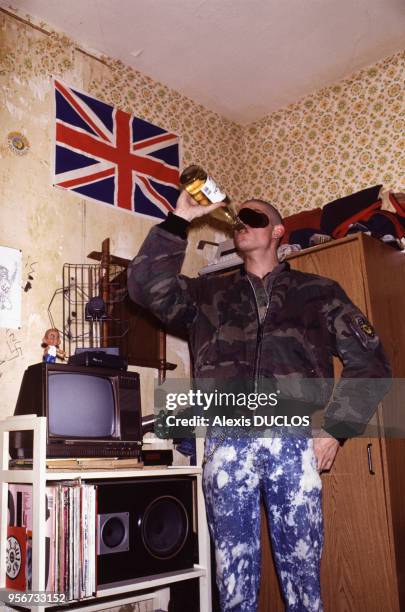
128, 190, 391, 611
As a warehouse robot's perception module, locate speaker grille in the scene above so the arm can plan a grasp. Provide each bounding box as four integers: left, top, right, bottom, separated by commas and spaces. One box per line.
142, 495, 189, 560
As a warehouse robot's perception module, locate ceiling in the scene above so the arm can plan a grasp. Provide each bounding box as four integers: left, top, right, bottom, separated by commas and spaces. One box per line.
2, 0, 405, 123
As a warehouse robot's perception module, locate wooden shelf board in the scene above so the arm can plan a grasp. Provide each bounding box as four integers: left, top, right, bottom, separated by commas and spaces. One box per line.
1, 467, 201, 483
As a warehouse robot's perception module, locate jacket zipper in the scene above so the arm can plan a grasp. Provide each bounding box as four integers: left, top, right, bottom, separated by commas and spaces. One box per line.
247, 277, 270, 394
203, 276, 272, 466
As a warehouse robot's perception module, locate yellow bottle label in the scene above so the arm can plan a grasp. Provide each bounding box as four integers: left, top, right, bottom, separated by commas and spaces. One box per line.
185, 178, 206, 196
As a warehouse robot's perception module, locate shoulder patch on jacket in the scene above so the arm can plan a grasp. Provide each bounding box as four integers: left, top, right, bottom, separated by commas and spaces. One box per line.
345, 313, 379, 350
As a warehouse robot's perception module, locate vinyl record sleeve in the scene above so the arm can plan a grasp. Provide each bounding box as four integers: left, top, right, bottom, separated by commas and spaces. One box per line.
6, 525, 27, 591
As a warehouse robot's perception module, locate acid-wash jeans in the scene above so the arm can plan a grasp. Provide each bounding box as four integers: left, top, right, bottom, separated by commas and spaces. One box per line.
202, 436, 323, 612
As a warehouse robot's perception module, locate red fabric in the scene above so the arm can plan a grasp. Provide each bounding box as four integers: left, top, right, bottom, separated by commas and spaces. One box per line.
332, 200, 381, 238
281, 194, 405, 244
281, 208, 322, 244
368, 209, 405, 238
389, 192, 405, 217
334, 206, 404, 239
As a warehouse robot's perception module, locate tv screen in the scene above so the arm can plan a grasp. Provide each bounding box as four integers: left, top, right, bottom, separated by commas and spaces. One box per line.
48, 372, 115, 438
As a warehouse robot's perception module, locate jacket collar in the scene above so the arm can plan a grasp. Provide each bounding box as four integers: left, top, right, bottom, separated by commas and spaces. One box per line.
239, 260, 290, 279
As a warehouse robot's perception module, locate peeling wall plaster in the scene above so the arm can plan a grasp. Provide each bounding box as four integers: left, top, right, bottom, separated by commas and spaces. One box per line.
0, 10, 237, 417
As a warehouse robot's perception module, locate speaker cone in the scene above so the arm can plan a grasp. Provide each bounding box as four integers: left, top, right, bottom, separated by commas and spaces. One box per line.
142, 496, 189, 560
98, 512, 129, 555
103, 517, 126, 548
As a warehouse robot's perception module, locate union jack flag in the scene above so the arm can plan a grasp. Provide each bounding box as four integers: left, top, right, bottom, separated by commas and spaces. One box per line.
53, 80, 179, 219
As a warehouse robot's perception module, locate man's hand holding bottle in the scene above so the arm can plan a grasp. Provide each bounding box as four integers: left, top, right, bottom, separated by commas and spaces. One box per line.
174, 188, 227, 222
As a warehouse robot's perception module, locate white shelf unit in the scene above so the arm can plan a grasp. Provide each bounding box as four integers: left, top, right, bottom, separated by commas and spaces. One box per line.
0, 415, 212, 612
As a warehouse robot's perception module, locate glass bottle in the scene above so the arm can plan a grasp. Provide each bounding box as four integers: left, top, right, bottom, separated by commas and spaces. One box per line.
179, 164, 242, 228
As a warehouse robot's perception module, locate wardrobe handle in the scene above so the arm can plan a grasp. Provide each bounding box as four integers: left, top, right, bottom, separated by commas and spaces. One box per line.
367, 443, 375, 475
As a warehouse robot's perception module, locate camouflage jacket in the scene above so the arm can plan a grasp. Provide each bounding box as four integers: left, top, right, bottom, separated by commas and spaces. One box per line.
128, 217, 391, 438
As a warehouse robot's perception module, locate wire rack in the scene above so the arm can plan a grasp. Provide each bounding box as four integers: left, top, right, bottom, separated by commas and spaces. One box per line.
60, 263, 128, 356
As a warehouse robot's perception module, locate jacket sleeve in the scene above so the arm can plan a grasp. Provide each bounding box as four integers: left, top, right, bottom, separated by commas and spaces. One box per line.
127, 224, 200, 336
321, 282, 392, 438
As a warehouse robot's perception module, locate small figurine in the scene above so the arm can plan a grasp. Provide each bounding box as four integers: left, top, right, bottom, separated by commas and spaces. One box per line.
42, 328, 66, 363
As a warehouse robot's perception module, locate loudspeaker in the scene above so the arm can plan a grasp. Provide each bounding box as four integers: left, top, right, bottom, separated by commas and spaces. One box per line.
98, 512, 130, 555
95, 477, 195, 587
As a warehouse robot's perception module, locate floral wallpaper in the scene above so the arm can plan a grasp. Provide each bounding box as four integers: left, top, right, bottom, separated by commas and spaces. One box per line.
1, 7, 403, 217
87, 61, 244, 199
0, 8, 242, 422
0, 8, 404, 610
241, 51, 405, 215
1, 5, 404, 424
0, 8, 244, 200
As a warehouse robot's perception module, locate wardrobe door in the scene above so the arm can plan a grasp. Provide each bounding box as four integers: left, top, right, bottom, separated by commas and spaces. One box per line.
259, 235, 399, 611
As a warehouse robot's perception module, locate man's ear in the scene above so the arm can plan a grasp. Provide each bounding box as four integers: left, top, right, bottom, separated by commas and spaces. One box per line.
272, 224, 285, 240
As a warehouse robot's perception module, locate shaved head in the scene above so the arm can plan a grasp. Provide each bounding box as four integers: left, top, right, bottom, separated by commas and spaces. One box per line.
241, 199, 283, 227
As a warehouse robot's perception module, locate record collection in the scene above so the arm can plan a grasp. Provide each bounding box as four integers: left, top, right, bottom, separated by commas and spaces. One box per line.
7, 482, 96, 600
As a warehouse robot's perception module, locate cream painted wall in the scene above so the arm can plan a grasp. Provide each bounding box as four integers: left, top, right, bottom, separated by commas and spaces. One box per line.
0, 11, 241, 418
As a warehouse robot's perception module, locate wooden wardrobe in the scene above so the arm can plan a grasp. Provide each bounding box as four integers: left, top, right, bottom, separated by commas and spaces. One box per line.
259, 233, 405, 612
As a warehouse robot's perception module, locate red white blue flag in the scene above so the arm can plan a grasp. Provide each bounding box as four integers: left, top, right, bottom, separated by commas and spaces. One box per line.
53, 80, 179, 219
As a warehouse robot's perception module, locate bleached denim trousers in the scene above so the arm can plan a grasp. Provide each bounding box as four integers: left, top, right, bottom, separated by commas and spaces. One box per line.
202, 436, 323, 612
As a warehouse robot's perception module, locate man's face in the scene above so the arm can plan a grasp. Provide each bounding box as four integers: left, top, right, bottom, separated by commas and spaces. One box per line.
234, 201, 274, 254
